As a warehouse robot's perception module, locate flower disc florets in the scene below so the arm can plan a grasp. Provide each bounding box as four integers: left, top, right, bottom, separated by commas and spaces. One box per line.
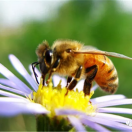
31, 78, 95, 117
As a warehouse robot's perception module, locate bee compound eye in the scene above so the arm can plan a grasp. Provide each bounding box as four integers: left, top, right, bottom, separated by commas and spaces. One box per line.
45, 49, 53, 65
52, 58, 60, 69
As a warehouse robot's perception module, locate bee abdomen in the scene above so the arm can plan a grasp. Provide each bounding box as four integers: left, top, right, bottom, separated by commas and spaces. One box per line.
99, 66, 119, 94
100, 81, 118, 94
107, 76, 117, 81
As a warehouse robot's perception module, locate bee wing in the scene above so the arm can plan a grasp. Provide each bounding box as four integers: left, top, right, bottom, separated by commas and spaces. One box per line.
74, 46, 132, 60
81, 45, 98, 51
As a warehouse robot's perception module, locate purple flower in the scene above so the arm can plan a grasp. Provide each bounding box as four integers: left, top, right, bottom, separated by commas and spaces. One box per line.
0, 54, 132, 131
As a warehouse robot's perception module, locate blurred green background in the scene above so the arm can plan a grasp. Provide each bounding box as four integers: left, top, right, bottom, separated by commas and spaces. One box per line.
0, 0, 132, 131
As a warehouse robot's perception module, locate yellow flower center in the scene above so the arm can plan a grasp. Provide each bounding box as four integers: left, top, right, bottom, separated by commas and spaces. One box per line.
30, 78, 95, 117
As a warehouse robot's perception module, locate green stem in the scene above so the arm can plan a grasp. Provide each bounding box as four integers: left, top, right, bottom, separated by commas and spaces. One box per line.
36, 114, 72, 131
36, 114, 50, 131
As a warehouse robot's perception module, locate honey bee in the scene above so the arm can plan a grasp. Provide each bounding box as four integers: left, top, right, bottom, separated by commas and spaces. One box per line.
32, 40, 132, 96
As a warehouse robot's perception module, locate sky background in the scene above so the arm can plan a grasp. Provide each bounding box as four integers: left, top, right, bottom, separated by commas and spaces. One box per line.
0, 0, 67, 27
0, 0, 132, 27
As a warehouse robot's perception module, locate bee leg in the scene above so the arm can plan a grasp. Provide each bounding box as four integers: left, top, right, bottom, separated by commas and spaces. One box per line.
66, 76, 72, 87
46, 58, 61, 84
67, 66, 83, 91
84, 65, 98, 96
42, 74, 46, 86
32, 62, 39, 84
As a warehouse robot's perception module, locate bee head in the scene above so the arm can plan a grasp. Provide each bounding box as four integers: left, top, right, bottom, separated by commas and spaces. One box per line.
32, 41, 53, 84
36, 41, 53, 75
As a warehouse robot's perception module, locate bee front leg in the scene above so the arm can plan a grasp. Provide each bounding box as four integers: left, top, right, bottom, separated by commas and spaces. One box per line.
84, 65, 98, 96
31, 62, 39, 84
42, 74, 46, 86
67, 66, 83, 92
46, 58, 60, 84
66, 76, 72, 87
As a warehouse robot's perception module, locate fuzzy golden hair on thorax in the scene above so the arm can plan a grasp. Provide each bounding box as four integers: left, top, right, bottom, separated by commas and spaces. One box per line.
51, 40, 84, 76
52, 40, 83, 53
51, 40, 83, 60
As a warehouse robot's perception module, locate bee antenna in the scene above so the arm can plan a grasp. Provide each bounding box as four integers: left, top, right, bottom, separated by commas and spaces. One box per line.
31, 62, 39, 84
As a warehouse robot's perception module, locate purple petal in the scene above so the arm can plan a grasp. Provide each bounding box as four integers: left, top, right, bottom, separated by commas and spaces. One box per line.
55, 108, 86, 116
94, 113, 132, 124
0, 97, 29, 103
9, 54, 38, 91
75, 79, 84, 92
98, 107, 132, 114
0, 63, 31, 94
91, 94, 126, 104
0, 97, 49, 116
0, 90, 27, 99
0, 84, 26, 96
95, 99, 132, 108
82, 115, 132, 130
0, 79, 19, 89
29, 65, 41, 84
80, 117, 111, 132
52, 75, 66, 87
91, 84, 98, 91
68, 116, 86, 132
73, 80, 98, 92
